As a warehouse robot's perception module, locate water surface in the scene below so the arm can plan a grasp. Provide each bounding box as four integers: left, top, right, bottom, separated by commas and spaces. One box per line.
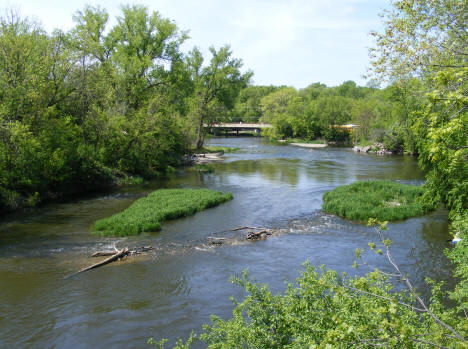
0, 138, 453, 348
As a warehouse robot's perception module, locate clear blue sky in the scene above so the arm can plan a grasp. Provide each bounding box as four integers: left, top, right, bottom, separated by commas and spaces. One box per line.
3, 0, 389, 88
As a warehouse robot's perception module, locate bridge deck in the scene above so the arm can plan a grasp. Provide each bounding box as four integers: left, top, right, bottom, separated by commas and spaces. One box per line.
208, 123, 272, 129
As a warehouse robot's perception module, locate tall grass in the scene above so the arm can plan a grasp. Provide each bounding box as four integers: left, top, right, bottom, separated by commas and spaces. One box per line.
322, 180, 437, 222
94, 189, 233, 236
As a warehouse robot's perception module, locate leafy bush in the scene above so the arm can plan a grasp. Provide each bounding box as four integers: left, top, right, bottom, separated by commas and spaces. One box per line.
93, 188, 233, 236
322, 180, 436, 222
150, 221, 468, 348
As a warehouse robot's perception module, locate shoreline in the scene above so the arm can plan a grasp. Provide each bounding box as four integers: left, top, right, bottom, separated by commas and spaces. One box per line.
192, 152, 224, 164
290, 142, 328, 148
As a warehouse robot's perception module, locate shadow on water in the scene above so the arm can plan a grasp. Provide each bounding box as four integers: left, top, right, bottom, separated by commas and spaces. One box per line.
0, 137, 454, 348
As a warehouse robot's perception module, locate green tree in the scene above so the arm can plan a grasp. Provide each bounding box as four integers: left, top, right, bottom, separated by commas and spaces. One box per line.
370, 0, 467, 217
108, 5, 187, 111
232, 85, 279, 122
186, 45, 251, 149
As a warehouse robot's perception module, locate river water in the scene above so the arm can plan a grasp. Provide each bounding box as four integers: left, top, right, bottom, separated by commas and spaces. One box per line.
0, 137, 453, 348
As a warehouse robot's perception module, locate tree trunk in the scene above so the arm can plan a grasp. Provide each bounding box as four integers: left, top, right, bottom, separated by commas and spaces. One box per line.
196, 112, 205, 149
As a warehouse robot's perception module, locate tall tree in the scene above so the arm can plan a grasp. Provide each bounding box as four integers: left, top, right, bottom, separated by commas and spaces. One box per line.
370, 0, 467, 217
186, 45, 251, 149
108, 5, 187, 111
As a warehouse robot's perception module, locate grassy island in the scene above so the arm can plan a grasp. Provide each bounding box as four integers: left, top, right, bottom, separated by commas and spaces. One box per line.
322, 180, 436, 222
94, 189, 233, 236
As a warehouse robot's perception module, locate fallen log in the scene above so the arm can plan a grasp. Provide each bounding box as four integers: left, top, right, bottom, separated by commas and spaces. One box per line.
65, 247, 128, 279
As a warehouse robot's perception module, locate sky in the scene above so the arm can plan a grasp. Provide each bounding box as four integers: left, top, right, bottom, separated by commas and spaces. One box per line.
2, 0, 389, 88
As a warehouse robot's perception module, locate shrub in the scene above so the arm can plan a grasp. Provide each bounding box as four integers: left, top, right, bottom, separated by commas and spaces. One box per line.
149, 221, 467, 348
322, 180, 437, 222
93, 188, 233, 236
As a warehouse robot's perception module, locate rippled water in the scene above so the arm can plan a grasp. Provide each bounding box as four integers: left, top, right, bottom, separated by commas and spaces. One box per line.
0, 138, 453, 348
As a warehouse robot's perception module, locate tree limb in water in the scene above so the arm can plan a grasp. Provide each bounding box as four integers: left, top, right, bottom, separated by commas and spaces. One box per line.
65, 248, 128, 279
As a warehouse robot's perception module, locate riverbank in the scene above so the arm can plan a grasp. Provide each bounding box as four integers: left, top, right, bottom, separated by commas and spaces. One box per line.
290, 142, 328, 148
353, 142, 409, 155
276, 138, 329, 148
0, 145, 237, 215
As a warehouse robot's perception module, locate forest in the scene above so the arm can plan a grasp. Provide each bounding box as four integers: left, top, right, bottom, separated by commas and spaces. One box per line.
0, 5, 251, 211
1, 4, 465, 221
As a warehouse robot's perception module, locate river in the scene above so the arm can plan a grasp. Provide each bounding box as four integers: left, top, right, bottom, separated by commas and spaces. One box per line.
0, 137, 453, 348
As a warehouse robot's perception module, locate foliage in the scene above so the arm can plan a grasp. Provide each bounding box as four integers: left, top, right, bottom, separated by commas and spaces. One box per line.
186, 46, 252, 149
369, 0, 468, 217
93, 188, 232, 236
446, 213, 468, 313
0, 6, 250, 211
232, 85, 280, 123
322, 180, 437, 222
150, 221, 467, 348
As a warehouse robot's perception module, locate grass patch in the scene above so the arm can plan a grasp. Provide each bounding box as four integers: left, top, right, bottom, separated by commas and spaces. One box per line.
93, 188, 233, 236
322, 180, 437, 222
194, 146, 240, 154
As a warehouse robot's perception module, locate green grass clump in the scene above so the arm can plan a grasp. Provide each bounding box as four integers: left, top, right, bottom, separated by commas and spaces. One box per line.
322, 180, 437, 222
94, 188, 233, 236
195, 146, 240, 154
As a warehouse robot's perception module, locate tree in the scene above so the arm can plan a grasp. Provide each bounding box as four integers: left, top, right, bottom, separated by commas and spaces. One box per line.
369, 0, 467, 217
232, 85, 279, 122
108, 5, 187, 111
186, 45, 251, 149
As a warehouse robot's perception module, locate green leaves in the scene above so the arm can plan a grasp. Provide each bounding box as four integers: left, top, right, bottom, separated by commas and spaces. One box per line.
369, 0, 467, 218
153, 262, 467, 348
186, 45, 252, 148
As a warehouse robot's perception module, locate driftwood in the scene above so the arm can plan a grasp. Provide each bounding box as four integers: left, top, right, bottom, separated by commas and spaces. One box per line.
65, 247, 129, 279
231, 226, 264, 231
91, 245, 153, 257
246, 230, 272, 240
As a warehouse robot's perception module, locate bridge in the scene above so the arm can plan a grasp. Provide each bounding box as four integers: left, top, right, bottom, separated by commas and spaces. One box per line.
205, 122, 272, 135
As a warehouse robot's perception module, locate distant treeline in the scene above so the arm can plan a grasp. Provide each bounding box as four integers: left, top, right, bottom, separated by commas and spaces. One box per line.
230, 80, 422, 151
0, 5, 251, 210
0, 4, 465, 223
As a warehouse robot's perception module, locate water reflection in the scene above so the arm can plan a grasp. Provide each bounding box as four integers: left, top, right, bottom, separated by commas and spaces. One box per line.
0, 137, 451, 348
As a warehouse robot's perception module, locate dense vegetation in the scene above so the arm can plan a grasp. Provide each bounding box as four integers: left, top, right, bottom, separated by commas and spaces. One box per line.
0, 0, 466, 347
150, 0, 467, 347
226, 80, 424, 149
93, 188, 232, 236
322, 180, 436, 222
0, 6, 250, 211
